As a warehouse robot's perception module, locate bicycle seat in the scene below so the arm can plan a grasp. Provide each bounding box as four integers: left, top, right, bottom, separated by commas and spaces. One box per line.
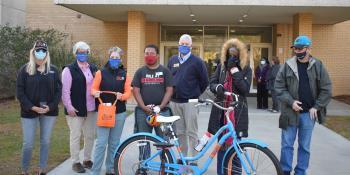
156, 115, 180, 123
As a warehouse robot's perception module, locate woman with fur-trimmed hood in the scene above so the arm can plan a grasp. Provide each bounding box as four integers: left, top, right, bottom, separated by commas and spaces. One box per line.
207, 38, 252, 175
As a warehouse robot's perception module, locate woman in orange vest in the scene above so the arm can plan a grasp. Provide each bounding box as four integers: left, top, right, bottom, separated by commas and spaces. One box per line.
90, 46, 131, 175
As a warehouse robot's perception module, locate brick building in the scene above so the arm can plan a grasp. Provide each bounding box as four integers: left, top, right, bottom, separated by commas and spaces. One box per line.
25, 0, 350, 95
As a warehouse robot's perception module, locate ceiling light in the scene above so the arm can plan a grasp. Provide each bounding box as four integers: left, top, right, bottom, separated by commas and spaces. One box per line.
239, 19, 244, 23
243, 14, 248, 18
198, 29, 203, 32
190, 14, 195, 17
230, 30, 236, 33
192, 19, 197, 22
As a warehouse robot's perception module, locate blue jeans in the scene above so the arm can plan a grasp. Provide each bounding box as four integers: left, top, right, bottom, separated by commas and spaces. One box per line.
134, 107, 171, 161
91, 112, 127, 174
21, 116, 56, 172
280, 112, 315, 175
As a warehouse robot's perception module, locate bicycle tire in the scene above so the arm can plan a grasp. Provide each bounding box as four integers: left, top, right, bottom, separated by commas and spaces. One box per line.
114, 134, 175, 175
223, 143, 283, 175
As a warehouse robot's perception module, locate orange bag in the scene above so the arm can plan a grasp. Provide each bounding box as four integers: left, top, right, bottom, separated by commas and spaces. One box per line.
97, 91, 118, 128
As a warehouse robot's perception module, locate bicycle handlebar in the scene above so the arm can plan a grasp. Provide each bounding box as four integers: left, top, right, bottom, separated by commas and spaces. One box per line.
189, 92, 239, 111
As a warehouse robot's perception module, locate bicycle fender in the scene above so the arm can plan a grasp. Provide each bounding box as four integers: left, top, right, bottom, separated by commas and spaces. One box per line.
238, 139, 268, 148
114, 132, 177, 161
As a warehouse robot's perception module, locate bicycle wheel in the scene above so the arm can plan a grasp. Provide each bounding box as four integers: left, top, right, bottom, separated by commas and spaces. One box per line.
223, 143, 283, 175
114, 134, 175, 175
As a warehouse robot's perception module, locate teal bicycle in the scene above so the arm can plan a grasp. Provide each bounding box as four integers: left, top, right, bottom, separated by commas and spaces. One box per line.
114, 92, 283, 175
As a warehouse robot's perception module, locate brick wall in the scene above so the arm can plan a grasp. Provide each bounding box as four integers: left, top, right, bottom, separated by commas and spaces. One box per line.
26, 0, 128, 66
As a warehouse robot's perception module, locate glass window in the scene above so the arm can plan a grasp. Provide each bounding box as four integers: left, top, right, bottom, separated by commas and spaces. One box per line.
161, 26, 203, 42
203, 26, 228, 76
229, 26, 272, 43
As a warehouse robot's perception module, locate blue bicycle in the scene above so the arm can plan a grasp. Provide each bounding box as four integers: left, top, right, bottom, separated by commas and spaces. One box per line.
114, 92, 283, 175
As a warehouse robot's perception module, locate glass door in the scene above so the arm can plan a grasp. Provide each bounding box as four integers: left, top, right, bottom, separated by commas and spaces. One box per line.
160, 42, 203, 66
249, 43, 273, 93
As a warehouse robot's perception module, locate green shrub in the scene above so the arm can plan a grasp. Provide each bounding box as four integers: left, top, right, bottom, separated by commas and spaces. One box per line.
0, 25, 99, 99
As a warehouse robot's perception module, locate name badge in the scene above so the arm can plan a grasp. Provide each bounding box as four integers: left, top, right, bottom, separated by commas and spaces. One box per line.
173, 63, 179, 68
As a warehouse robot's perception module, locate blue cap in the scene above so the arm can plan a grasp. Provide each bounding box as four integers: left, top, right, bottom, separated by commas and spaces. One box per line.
291, 35, 312, 49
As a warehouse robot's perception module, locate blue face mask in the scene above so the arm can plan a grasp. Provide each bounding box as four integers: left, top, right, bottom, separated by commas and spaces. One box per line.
76, 53, 88, 62
178, 45, 191, 55
34, 50, 47, 60
109, 58, 121, 69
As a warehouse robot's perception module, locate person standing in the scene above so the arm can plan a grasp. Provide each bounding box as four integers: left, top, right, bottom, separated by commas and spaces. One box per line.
267, 56, 281, 113
132, 44, 173, 174
167, 34, 209, 158
16, 40, 62, 175
275, 35, 332, 175
255, 57, 270, 109
207, 38, 252, 175
61, 41, 97, 173
90, 46, 131, 175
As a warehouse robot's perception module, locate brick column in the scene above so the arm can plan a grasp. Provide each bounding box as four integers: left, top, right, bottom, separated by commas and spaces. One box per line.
127, 11, 146, 76
293, 13, 313, 40
274, 23, 293, 62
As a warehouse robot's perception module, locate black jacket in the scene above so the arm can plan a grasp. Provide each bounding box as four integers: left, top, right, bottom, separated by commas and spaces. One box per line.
98, 64, 127, 114
16, 64, 62, 118
207, 64, 252, 137
63, 61, 98, 117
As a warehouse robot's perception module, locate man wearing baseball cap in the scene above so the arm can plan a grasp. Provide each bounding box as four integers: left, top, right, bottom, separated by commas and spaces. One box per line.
275, 35, 332, 175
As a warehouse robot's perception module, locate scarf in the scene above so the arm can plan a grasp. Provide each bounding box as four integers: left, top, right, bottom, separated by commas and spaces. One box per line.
223, 71, 236, 145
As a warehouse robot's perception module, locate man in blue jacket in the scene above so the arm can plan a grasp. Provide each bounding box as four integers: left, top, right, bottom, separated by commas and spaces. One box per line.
167, 34, 209, 159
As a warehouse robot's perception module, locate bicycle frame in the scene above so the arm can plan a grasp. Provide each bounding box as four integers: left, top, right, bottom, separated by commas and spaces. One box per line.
119, 95, 271, 175
140, 105, 267, 175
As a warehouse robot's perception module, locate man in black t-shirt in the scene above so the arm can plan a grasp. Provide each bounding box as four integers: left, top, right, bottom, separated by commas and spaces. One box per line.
131, 44, 173, 170
132, 44, 173, 129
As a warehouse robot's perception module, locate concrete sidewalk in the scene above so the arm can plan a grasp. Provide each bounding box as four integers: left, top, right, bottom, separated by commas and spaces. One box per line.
48, 98, 350, 175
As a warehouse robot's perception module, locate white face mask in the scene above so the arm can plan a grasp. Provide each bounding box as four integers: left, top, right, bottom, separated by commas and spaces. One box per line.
261, 60, 266, 65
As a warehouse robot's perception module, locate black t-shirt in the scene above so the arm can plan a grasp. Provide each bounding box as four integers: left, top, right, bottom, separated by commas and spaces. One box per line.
131, 65, 173, 106
297, 60, 315, 113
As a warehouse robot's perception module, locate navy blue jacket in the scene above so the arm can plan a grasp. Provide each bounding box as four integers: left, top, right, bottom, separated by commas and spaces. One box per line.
167, 54, 209, 103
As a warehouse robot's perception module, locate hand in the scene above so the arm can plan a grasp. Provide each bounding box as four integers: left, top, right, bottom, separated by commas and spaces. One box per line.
216, 84, 225, 100
309, 108, 318, 121
68, 107, 79, 117
116, 92, 123, 100
153, 105, 161, 114
38, 105, 50, 114
292, 100, 303, 112
142, 105, 152, 114
31, 106, 43, 113
94, 91, 101, 98
230, 67, 239, 75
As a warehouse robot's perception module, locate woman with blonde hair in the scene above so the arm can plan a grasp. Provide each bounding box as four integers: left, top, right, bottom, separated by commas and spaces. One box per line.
16, 40, 62, 175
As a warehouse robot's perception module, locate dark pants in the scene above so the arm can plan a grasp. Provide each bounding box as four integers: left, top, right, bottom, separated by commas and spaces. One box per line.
217, 147, 242, 175
257, 83, 268, 109
134, 107, 171, 161
271, 89, 280, 111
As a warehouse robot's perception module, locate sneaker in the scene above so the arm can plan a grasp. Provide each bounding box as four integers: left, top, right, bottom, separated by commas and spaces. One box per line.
267, 108, 273, 112
272, 109, 279, 113
83, 160, 93, 169
72, 163, 86, 173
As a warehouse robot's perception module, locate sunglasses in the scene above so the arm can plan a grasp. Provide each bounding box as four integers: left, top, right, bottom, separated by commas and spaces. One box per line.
35, 49, 47, 53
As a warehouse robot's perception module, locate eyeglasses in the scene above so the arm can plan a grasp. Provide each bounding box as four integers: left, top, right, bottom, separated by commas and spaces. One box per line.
179, 43, 191, 47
